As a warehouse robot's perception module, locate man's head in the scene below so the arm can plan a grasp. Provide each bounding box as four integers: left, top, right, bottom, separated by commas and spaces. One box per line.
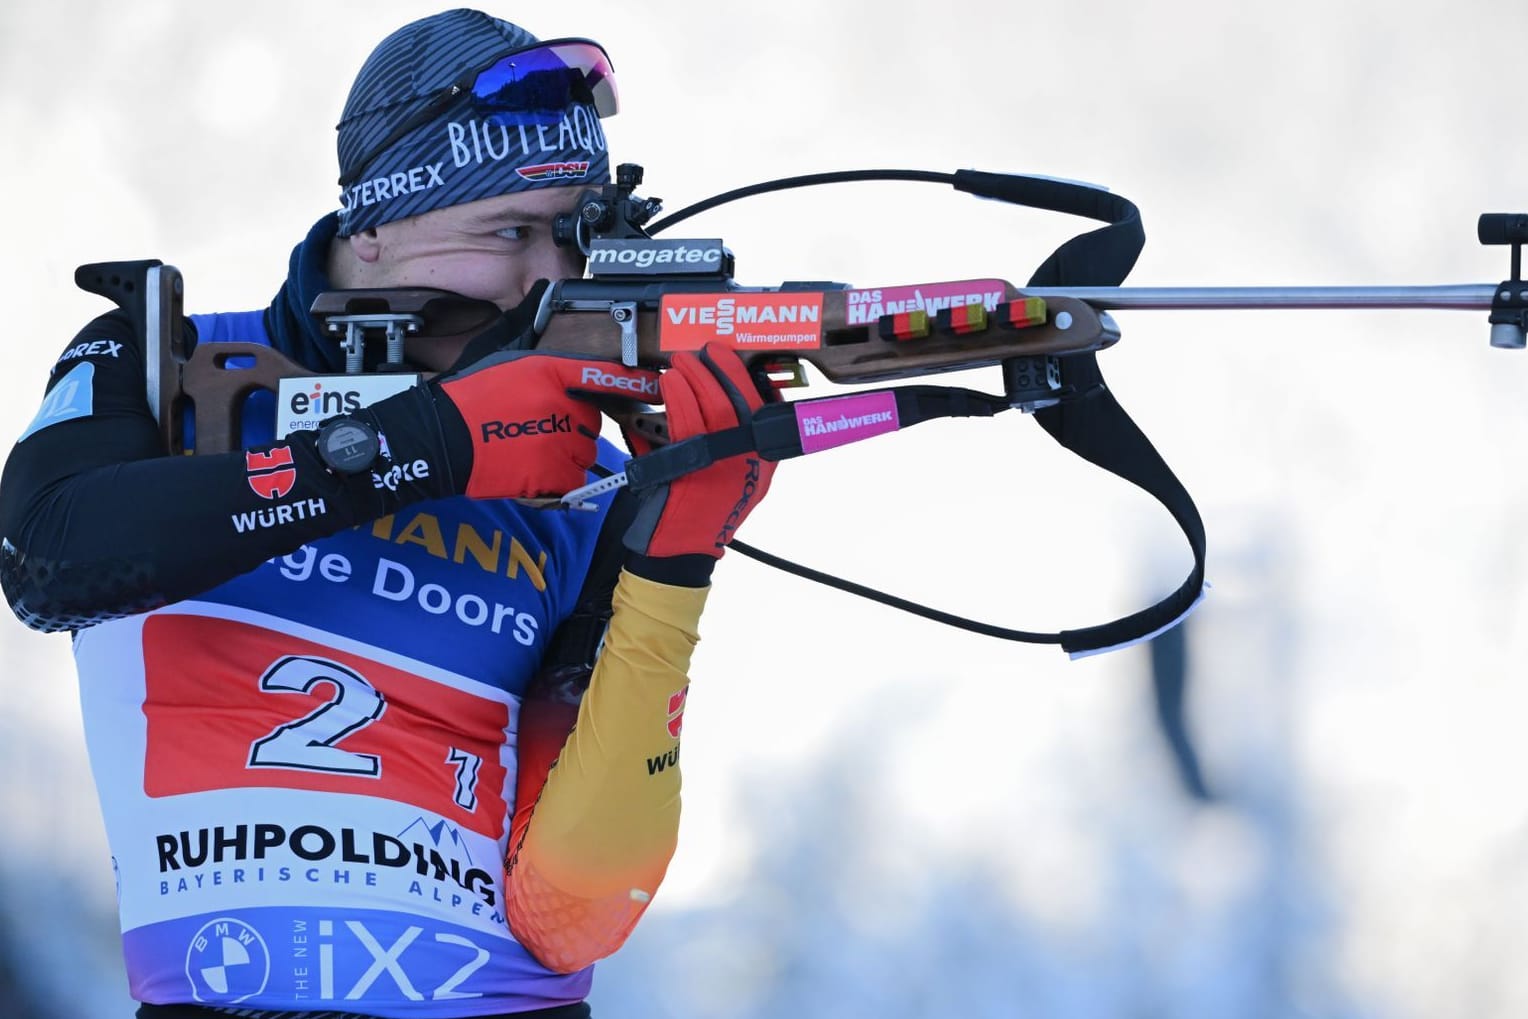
328, 9, 618, 365
335, 9, 616, 237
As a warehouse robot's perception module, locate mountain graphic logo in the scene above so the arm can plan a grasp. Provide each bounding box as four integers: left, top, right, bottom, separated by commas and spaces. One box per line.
397, 816, 479, 868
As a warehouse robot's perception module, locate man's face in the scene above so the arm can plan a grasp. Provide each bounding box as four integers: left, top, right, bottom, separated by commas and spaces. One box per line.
367, 186, 586, 307
362, 186, 587, 370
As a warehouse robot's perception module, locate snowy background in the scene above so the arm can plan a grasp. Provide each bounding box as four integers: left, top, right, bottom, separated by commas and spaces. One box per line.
3, 0, 1528, 1016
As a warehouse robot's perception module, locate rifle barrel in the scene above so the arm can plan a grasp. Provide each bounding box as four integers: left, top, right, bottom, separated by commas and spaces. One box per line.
1023, 284, 1498, 311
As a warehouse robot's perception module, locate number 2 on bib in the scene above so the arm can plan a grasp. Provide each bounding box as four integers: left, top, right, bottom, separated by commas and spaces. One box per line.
247, 655, 387, 776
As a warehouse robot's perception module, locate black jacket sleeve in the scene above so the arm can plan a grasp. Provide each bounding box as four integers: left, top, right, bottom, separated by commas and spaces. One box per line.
0, 309, 458, 632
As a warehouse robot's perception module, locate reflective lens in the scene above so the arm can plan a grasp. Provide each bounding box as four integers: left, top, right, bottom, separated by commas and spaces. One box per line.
470, 39, 618, 124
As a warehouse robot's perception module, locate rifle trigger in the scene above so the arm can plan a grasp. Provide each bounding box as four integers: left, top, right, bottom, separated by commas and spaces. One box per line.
611, 302, 639, 366
760, 358, 808, 389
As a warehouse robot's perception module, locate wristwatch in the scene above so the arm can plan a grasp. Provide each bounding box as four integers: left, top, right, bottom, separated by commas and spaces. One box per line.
315, 416, 382, 476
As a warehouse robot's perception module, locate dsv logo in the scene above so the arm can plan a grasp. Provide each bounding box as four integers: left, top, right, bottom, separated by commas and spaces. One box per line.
479, 416, 571, 441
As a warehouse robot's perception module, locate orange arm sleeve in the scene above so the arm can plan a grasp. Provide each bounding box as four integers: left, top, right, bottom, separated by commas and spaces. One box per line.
506, 569, 706, 972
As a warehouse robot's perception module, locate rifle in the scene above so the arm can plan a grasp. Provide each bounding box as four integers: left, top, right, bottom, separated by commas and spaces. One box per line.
73, 167, 1527, 656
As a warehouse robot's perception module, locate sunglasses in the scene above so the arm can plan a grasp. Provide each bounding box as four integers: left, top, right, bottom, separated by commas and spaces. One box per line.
338, 38, 618, 188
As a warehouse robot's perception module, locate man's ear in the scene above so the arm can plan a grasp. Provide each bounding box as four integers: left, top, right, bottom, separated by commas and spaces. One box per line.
348, 229, 383, 265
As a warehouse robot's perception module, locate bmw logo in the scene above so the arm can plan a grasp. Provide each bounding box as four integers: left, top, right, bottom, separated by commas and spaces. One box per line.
185, 917, 270, 1002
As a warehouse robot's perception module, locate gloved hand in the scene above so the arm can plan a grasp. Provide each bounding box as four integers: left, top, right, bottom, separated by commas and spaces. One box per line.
431, 350, 659, 499
624, 344, 776, 578
353, 279, 659, 503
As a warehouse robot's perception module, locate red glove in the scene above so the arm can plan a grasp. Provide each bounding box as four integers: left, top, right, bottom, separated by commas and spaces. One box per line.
433, 352, 660, 500
624, 344, 776, 561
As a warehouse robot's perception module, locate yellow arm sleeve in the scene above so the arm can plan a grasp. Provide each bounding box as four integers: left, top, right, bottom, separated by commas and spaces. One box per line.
506, 569, 707, 972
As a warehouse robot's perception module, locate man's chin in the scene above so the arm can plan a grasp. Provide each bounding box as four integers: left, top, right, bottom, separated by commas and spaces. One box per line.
404, 337, 472, 373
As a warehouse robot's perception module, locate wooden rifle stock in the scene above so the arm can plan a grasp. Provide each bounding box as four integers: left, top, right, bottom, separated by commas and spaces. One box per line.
127, 276, 1113, 455
531, 279, 1114, 384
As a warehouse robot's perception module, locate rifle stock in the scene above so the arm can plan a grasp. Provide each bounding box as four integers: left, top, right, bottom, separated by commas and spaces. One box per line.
75, 260, 193, 449
531, 278, 1115, 383
125, 276, 1113, 455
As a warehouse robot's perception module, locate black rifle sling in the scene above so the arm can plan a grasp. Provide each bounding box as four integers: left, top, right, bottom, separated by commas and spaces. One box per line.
1024, 185, 1205, 655
648, 169, 1206, 656
1032, 356, 1206, 655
